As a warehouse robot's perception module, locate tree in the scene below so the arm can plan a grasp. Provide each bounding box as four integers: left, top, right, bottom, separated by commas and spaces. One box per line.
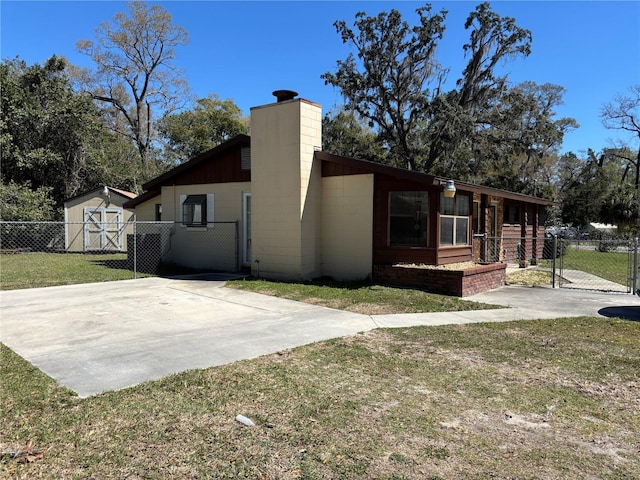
427, 2, 533, 172
322, 2, 535, 176
601, 85, 640, 189
0, 181, 57, 221
457, 2, 531, 111
600, 186, 640, 231
321, 5, 448, 170
76, 1, 189, 175
321, 109, 388, 162
557, 150, 620, 227
82, 127, 145, 194
470, 81, 577, 195
0, 56, 104, 205
158, 95, 249, 161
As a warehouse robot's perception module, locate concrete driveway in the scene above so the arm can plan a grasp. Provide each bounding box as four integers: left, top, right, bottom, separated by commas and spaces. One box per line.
0, 275, 376, 397
1, 275, 638, 397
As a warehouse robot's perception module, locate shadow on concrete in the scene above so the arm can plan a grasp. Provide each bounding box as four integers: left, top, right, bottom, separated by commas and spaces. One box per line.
169, 272, 249, 282
598, 306, 640, 322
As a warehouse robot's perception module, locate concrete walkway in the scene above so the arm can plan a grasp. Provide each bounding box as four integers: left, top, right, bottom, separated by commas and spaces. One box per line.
1, 275, 638, 397
558, 269, 629, 293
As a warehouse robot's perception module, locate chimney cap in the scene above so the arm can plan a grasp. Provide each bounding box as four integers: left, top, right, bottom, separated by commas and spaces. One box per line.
272, 90, 298, 102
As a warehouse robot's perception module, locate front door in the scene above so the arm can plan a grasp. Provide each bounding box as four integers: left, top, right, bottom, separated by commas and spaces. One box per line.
242, 193, 252, 265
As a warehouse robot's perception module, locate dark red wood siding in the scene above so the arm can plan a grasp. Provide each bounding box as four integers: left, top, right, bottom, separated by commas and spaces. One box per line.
169, 148, 250, 185
373, 175, 440, 266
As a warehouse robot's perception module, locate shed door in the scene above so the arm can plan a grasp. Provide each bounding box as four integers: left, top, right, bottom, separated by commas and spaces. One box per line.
84, 207, 123, 251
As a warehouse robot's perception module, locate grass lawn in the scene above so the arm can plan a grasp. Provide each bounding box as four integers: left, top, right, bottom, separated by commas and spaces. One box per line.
2, 316, 639, 479
0, 252, 149, 290
539, 244, 630, 286
226, 278, 499, 314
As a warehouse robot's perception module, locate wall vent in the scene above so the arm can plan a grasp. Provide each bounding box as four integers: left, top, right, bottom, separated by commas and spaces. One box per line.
241, 147, 251, 170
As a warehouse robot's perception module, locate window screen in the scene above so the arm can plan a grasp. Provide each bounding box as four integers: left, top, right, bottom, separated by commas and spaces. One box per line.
389, 191, 429, 247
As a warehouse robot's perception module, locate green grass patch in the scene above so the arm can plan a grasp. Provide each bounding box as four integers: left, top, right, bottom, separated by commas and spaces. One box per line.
226, 278, 499, 314
2, 316, 639, 479
0, 252, 151, 290
539, 244, 629, 285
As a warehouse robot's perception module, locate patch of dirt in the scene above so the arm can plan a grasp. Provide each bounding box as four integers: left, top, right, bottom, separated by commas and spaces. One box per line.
344, 329, 638, 476
393, 261, 478, 270
344, 303, 399, 315
506, 269, 552, 286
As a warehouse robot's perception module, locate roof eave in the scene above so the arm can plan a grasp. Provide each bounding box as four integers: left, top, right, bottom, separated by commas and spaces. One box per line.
142, 134, 250, 191
315, 151, 556, 206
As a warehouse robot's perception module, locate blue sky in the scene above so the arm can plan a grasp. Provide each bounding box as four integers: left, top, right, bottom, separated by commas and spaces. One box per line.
1, 1, 639, 155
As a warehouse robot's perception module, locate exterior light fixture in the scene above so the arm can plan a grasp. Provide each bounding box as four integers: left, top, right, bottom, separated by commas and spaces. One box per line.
443, 180, 456, 198
101, 185, 111, 206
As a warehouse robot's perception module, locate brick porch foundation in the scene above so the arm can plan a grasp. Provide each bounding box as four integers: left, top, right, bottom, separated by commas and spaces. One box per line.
373, 262, 506, 297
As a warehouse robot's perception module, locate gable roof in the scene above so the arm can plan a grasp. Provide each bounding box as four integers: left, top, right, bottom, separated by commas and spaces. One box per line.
108, 187, 138, 199
124, 134, 251, 208
142, 134, 250, 191
64, 186, 137, 204
126, 132, 554, 209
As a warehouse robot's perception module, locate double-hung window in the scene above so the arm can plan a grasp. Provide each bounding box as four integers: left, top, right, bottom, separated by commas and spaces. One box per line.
439, 193, 470, 246
389, 191, 429, 247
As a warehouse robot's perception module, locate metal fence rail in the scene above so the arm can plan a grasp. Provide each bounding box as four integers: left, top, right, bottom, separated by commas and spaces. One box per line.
556, 238, 636, 293
473, 235, 547, 266
0, 220, 239, 285
3, 221, 637, 295
474, 234, 639, 294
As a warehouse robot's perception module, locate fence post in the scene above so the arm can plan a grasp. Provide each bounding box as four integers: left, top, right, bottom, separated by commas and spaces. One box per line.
634, 237, 639, 296
551, 234, 557, 288
483, 233, 488, 263
133, 218, 137, 280
235, 220, 240, 272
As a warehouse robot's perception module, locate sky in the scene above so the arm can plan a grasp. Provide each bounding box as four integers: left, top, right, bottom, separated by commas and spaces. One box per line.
1, 0, 639, 155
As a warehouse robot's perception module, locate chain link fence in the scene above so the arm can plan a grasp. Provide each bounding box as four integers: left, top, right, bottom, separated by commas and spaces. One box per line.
554, 237, 636, 293
474, 235, 546, 266
474, 234, 639, 294
0, 221, 239, 289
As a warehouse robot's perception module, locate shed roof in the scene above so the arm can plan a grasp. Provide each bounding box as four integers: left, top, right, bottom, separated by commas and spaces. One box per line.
123, 189, 160, 209
64, 186, 137, 205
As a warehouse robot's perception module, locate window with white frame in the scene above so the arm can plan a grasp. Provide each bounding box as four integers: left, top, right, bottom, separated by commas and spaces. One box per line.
389, 191, 429, 247
439, 193, 470, 246
180, 194, 214, 226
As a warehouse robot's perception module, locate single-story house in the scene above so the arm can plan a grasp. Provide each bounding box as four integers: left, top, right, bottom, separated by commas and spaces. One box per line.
64, 186, 137, 252
125, 91, 553, 295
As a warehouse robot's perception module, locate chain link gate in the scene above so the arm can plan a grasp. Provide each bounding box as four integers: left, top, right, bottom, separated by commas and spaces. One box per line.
474, 234, 639, 295
553, 237, 638, 294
